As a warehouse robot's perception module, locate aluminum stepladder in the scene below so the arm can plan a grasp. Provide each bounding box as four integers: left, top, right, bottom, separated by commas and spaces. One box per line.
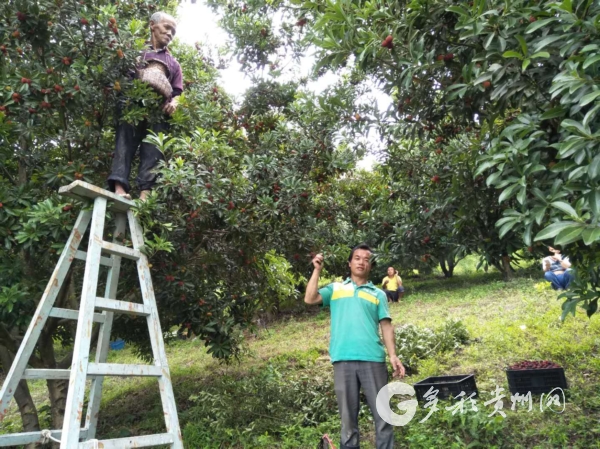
0, 181, 183, 448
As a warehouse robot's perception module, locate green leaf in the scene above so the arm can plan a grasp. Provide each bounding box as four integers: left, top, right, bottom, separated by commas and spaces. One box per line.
551, 201, 578, 217
580, 90, 600, 107
581, 44, 599, 53
540, 107, 566, 120
583, 55, 600, 70
554, 225, 585, 245
589, 154, 600, 180
522, 59, 531, 72
534, 221, 578, 241
534, 35, 563, 52
588, 190, 600, 216
447, 5, 470, 16
561, 119, 590, 136
515, 35, 528, 55
517, 186, 527, 205
531, 206, 547, 225
526, 18, 557, 34
581, 227, 600, 245
499, 220, 518, 239
498, 183, 520, 203
583, 103, 600, 127
485, 171, 503, 186
531, 51, 550, 59
474, 161, 497, 177
503, 50, 523, 60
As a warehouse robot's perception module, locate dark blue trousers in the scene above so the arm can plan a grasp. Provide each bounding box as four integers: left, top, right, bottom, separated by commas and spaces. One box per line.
544, 270, 573, 290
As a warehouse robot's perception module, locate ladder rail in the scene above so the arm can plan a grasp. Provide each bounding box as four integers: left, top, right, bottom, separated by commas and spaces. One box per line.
0, 210, 92, 421
128, 209, 184, 448
60, 197, 108, 449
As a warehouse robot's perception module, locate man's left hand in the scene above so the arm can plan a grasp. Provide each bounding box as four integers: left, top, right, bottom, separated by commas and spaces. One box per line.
390, 355, 405, 378
162, 97, 179, 115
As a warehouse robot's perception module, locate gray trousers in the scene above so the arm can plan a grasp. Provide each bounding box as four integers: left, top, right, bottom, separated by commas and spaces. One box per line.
333, 361, 394, 449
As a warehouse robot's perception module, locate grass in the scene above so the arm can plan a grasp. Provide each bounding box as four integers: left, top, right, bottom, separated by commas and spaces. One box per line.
2, 258, 600, 448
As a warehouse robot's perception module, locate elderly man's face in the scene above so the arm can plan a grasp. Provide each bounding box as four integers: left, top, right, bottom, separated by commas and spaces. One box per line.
150, 17, 177, 49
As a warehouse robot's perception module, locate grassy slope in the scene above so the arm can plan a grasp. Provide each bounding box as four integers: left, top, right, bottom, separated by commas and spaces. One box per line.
2, 263, 600, 448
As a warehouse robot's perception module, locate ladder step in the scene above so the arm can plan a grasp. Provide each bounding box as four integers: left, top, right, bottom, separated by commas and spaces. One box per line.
23, 369, 71, 380
23, 364, 163, 380
100, 241, 141, 260
79, 433, 174, 448
49, 307, 106, 323
59, 180, 134, 212
95, 297, 150, 316
0, 428, 89, 447
75, 249, 114, 267
87, 363, 163, 377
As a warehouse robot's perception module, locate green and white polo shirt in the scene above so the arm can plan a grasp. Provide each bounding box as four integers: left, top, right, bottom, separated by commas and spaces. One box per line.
319, 278, 391, 363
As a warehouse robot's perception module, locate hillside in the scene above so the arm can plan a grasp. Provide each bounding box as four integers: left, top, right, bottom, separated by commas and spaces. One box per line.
2, 265, 599, 448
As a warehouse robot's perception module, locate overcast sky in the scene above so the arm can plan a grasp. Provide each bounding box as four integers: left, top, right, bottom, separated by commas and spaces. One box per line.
175, 1, 383, 169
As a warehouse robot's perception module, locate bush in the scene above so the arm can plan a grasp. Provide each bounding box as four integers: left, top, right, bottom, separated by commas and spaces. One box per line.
395, 319, 469, 373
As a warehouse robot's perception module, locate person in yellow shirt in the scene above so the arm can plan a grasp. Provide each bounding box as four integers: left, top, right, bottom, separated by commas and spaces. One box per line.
382, 266, 404, 302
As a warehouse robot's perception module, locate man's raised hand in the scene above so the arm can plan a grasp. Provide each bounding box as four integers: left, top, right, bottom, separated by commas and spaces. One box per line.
312, 253, 324, 272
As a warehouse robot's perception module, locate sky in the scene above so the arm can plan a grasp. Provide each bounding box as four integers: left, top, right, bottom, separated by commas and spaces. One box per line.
174, 1, 383, 170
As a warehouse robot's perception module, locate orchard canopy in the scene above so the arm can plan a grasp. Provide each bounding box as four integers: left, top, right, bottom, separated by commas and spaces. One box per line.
0, 0, 598, 436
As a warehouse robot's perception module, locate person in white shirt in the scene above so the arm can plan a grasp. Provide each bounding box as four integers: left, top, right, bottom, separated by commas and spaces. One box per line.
542, 246, 572, 290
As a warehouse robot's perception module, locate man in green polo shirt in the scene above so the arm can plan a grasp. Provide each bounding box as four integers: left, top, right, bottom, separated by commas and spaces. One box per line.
305, 244, 405, 449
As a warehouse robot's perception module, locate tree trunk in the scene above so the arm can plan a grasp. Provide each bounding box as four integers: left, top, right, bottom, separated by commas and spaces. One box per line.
502, 255, 513, 281
439, 257, 455, 278
0, 346, 41, 449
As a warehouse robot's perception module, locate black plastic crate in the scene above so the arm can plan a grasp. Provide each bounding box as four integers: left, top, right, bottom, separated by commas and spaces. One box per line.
413, 374, 478, 402
506, 367, 567, 395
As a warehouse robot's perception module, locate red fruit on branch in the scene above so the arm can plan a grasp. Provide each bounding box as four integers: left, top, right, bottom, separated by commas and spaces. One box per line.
227, 201, 234, 210
17, 12, 27, 21
482, 80, 491, 89
28, 108, 37, 114
62, 204, 72, 212
11, 93, 21, 102
435, 149, 442, 155
296, 18, 307, 27
74, 85, 80, 91
116, 49, 124, 59
435, 136, 443, 143
80, 18, 89, 25
12, 31, 21, 39
529, 16, 536, 22
431, 175, 441, 183
46, 67, 54, 74
165, 275, 175, 282
423, 236, 431, 244
381, 35, 394, 49
444, 53, 454, 61
109, 17, 117, 24
21, 77, 31, 85
40, 101, 52, 109
405, 115, 413, 121
436, 54, 445, 61
205, 183, 211, 189
54, 84, 63, 92
62, 57, 71, 65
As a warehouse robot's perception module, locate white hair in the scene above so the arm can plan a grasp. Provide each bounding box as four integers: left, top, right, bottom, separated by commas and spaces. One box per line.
150, 11, 176, 24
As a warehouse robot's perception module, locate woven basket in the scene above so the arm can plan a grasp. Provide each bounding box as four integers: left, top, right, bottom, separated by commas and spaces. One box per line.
137, 59, 172, 98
